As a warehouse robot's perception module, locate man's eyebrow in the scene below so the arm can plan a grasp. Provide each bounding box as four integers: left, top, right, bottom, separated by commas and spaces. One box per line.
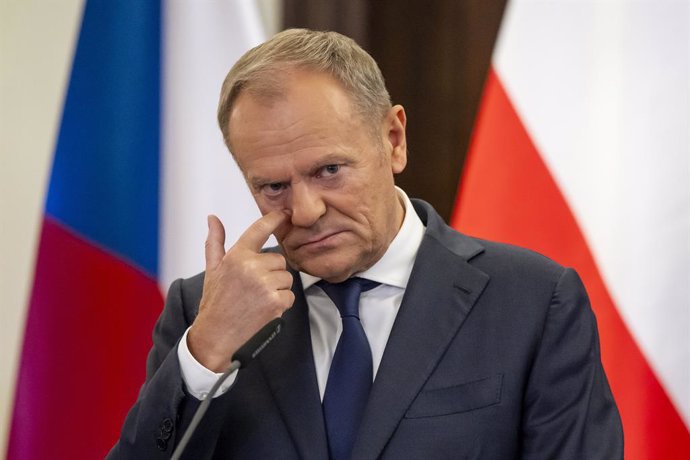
316, 153, 351, 164
309, 153, 353, 171
247, 153, 353, 188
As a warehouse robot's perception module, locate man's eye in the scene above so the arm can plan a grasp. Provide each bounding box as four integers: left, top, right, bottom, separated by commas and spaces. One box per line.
261, 183, 286, 197
320, 164, 340, 177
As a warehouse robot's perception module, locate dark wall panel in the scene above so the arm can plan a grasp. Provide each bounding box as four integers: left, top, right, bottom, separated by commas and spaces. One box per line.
284, 0, 507, 221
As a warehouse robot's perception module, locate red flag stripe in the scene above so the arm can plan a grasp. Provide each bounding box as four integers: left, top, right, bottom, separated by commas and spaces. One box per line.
452, 69, 690, 458
8, 217, 163, 459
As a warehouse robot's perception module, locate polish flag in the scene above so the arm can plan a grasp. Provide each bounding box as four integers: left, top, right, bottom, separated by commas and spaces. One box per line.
452, 1, 689, 458
7, 1, 264, 458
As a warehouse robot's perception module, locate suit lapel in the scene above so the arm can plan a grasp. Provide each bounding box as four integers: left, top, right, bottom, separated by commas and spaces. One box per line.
258, 273, 329, 460
352, 201, 490, 459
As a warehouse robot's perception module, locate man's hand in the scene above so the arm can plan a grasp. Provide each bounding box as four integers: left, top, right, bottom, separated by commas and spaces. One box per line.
187, 211, 294, 372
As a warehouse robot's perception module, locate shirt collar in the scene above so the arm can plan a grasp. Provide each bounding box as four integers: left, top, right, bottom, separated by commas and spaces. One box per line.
300, 187, 426, 290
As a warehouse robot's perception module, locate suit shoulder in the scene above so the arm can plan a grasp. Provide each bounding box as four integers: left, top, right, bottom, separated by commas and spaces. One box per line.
186, 270, 206, 284
414, 198, 565, 279
467, 235, 566, 283
165, 271, 205, 317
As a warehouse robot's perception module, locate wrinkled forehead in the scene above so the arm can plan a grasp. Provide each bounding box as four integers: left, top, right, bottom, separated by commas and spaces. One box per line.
227, 70, 364, 146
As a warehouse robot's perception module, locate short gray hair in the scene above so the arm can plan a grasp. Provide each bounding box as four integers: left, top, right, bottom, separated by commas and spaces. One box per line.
217, 28, 392, 150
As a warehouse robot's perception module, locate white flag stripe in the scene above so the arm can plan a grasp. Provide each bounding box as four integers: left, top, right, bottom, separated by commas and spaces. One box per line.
161, 0, 268, 289
494, 0, 690, 425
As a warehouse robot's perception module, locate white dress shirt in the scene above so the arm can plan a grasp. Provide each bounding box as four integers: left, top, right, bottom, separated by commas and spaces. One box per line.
178, 188, 425, 400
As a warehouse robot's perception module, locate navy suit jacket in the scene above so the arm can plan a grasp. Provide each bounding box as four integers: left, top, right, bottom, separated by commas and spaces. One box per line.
109, 199, 623, 459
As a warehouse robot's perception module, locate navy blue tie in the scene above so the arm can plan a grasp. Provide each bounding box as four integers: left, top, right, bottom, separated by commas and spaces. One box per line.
318, 277, 379, 460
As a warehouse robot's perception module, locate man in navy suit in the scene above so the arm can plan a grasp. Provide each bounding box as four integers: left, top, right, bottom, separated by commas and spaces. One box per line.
110, 29, 623, 458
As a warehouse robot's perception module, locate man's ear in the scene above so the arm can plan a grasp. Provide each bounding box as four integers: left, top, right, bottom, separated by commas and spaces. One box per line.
385, 105, 408, 174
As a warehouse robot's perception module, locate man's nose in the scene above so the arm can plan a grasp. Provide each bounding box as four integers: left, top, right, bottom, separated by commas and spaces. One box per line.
288, 183, 326, 227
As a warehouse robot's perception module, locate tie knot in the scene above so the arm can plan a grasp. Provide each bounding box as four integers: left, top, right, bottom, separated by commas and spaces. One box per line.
317, 277, 379, 318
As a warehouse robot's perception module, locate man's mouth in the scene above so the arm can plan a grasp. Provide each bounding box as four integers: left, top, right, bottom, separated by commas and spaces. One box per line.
293, 230, 346, 250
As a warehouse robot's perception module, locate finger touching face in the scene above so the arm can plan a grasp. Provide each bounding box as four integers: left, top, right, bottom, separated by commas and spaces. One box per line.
228, 70, 407, 282
236, 210, 290, 252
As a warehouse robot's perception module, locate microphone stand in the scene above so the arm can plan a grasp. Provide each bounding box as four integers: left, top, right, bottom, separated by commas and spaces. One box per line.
171, 318, 283, 460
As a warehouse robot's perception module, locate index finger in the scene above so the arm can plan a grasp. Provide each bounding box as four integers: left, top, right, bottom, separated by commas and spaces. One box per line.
237, 210, 289, 252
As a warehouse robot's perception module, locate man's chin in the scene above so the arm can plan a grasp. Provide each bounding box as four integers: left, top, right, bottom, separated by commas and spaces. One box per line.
286, 252, 358, 283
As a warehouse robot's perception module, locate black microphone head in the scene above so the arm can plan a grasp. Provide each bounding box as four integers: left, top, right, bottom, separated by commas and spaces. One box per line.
231, 318, 283, 367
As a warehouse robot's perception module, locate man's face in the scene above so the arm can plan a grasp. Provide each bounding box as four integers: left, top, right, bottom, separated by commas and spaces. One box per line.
228, 70, 408, 282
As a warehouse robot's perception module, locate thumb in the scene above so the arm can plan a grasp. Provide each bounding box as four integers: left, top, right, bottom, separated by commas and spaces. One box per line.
205, 214, 226, 270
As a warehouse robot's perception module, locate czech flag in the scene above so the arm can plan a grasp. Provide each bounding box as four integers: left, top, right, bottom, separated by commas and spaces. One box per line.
453, 1, 690, 458
7, 1, 264, 458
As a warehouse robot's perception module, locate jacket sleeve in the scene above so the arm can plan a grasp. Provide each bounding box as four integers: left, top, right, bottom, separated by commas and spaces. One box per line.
521, 268, 624, 459
107, 276, 211, 459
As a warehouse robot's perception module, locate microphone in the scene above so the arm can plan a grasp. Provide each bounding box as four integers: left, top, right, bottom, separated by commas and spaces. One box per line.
232, 318, 283, 366
171, 318, 283, 460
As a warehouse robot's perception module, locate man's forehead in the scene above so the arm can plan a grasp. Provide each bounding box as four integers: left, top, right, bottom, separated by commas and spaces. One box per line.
229, 79, 361, 148
231, 70, 354, 117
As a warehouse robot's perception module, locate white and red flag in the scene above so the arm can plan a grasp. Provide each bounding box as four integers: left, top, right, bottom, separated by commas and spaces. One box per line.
453, 1, 689, 458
